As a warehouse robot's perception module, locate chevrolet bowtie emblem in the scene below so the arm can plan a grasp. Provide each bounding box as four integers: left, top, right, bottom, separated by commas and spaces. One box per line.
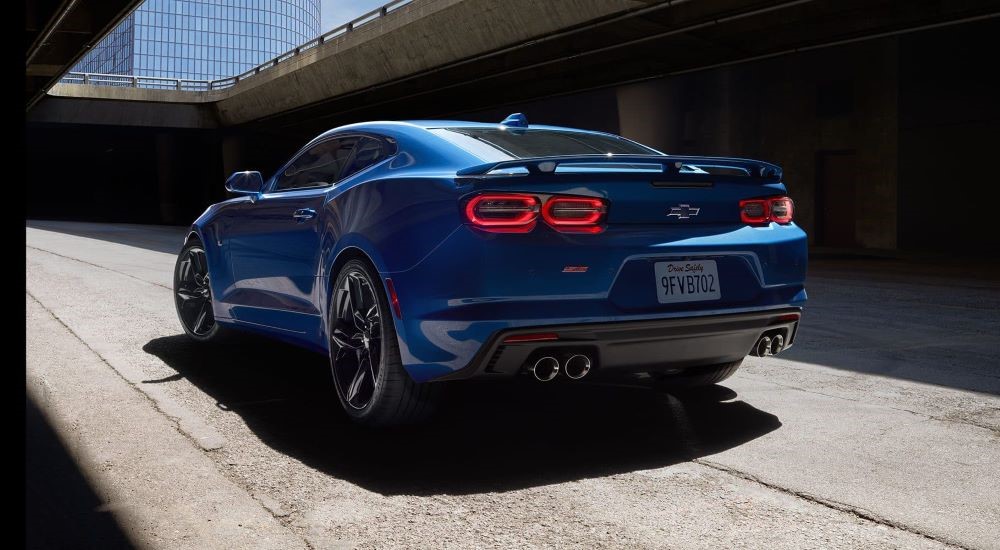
667, 204, 701, 219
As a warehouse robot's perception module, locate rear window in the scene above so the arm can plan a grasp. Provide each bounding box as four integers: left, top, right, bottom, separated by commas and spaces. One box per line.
430, 127, 659, 161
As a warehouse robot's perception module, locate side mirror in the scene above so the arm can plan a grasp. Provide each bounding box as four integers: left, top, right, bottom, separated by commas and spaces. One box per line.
225, 171, 264, 195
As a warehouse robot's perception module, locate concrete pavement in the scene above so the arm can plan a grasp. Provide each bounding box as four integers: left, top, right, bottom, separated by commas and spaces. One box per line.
25, 220, 1000, 549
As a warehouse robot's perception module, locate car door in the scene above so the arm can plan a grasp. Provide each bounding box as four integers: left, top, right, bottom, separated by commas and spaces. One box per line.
227, 136, 360, 336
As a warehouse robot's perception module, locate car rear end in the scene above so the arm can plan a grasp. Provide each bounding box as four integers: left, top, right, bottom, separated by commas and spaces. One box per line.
388, 125, 806, 383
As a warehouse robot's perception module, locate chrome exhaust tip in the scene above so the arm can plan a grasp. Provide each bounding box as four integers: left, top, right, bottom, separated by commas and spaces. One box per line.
754, 336, 772, 357
531, 356, 560, 382
563, 354, 592, 380
769, 333, 785, 355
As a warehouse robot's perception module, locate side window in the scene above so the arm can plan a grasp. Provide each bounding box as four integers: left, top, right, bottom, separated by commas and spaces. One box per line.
340, 137, 387, 181
273, 137, 359, 191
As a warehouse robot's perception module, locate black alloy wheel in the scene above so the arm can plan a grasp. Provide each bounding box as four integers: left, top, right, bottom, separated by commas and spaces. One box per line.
328, 259, 441, 425
330, 265, 383, 410
174, 243, 219, 340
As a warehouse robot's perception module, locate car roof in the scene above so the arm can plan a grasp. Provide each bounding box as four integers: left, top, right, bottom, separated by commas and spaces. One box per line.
402, 120, 604, 133
311, 119, 621, 142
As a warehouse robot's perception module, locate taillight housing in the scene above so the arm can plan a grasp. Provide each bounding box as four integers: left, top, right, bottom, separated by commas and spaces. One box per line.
768, 197, 794, 224
542, 197, 607, 233
464, 193, 607, 234
464, 193, 539, 233
740, 196, 794, 226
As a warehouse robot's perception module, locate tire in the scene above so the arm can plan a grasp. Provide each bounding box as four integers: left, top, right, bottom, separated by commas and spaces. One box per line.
653, 359, 743, 389
173, 240, 226, 342
328, 259, 440, 426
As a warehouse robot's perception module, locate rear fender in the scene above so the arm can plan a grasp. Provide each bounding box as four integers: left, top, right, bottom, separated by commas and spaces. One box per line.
321, 234, 390, 314
320, 235, 412, 355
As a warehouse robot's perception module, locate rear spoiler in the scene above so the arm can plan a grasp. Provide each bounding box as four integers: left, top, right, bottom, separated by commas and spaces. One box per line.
456, 154, 782, 182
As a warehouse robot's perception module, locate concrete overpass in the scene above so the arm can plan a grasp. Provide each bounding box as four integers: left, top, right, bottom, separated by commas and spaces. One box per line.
24, 0, 1000, 256
26, 0, 144, 108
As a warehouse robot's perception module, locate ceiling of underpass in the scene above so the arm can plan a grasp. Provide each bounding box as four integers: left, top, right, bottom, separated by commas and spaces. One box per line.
28, 0, 1000, 137
25, 0, 144, 108
244, 0, 1000, 136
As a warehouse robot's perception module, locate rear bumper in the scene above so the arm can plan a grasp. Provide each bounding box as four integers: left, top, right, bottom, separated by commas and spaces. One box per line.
387, 223, 807, 382
436, 308, 801, 381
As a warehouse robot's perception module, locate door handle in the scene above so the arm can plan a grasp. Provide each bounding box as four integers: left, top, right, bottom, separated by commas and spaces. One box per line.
292, 208, 316, 222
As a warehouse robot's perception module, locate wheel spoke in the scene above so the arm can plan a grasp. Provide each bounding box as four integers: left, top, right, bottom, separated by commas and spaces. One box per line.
348, 274, 366, 315
353, 310, 368, 331
345, 350, 368, 404
178, 258, 193, 282
176, 288, 204, 303
190, 249, 207, 275
331, 323, 363, 349
366, 305, 380, 334
333, 345, 353, 366
192, 301, 211, 334
332, 285, 365, 349
334, 288, 352, 321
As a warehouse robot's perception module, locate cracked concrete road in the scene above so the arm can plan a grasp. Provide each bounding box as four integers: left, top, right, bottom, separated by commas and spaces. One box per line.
25, 221, 1000, 549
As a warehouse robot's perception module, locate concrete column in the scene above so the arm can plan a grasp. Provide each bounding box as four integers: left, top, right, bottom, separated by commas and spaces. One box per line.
615, 80, 674, 152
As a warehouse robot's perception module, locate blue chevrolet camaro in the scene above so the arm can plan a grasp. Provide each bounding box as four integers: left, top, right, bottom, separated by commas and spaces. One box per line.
174, 113, 807, 425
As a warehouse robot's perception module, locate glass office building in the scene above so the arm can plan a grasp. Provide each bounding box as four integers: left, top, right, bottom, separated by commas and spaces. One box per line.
72, 0, 321, 81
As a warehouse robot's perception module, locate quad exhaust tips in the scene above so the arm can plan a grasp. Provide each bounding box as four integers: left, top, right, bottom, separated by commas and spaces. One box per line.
769, 334, 785, 355
751, 332, 787, 357
531, 356, 560, 381
564, 354, 592, 380
754, 336, 772, 357
529, 354, 593, 381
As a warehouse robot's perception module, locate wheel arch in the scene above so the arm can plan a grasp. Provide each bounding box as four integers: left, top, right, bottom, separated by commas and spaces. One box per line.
183, 229, 202, 246
322, 241, 387, 322
321, 242, 411, 362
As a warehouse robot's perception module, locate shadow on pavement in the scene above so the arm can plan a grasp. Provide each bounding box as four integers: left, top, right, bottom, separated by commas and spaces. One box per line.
26, 219, 187, 255
778, 261, 1000, 395
25, 394, 134, 550
144, 333, 781, 496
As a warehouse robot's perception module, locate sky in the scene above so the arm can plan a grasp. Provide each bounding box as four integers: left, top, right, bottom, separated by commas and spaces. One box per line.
320, 0, 389, 33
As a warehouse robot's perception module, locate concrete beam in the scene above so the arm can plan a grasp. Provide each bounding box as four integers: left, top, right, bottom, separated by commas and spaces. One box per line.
213, 0, 647, 125
27, 95, 218, 129
26, 0, 146, 109
40, 0, 650, 125
47, 83, 212, 103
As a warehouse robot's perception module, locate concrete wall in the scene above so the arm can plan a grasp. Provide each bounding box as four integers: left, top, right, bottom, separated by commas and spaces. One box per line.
897, 20, 1000, 254
463, 87, 621, 135
616, 40, 900, 250
455, 22, 998, 256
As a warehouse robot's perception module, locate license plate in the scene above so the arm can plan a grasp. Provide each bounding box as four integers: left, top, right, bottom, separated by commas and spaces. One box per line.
654, 260, 721, 304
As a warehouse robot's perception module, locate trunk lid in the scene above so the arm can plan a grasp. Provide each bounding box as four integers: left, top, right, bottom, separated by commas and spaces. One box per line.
458, 155, 786, 226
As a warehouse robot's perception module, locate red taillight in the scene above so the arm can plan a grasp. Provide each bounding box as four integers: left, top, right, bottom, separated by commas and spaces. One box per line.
464, 193, 539, 232
542, 197, 607, 233
740, 199, 769, 225
768, 197, 794, 224
464, 193, 607, 234
740, 196, 794, 226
